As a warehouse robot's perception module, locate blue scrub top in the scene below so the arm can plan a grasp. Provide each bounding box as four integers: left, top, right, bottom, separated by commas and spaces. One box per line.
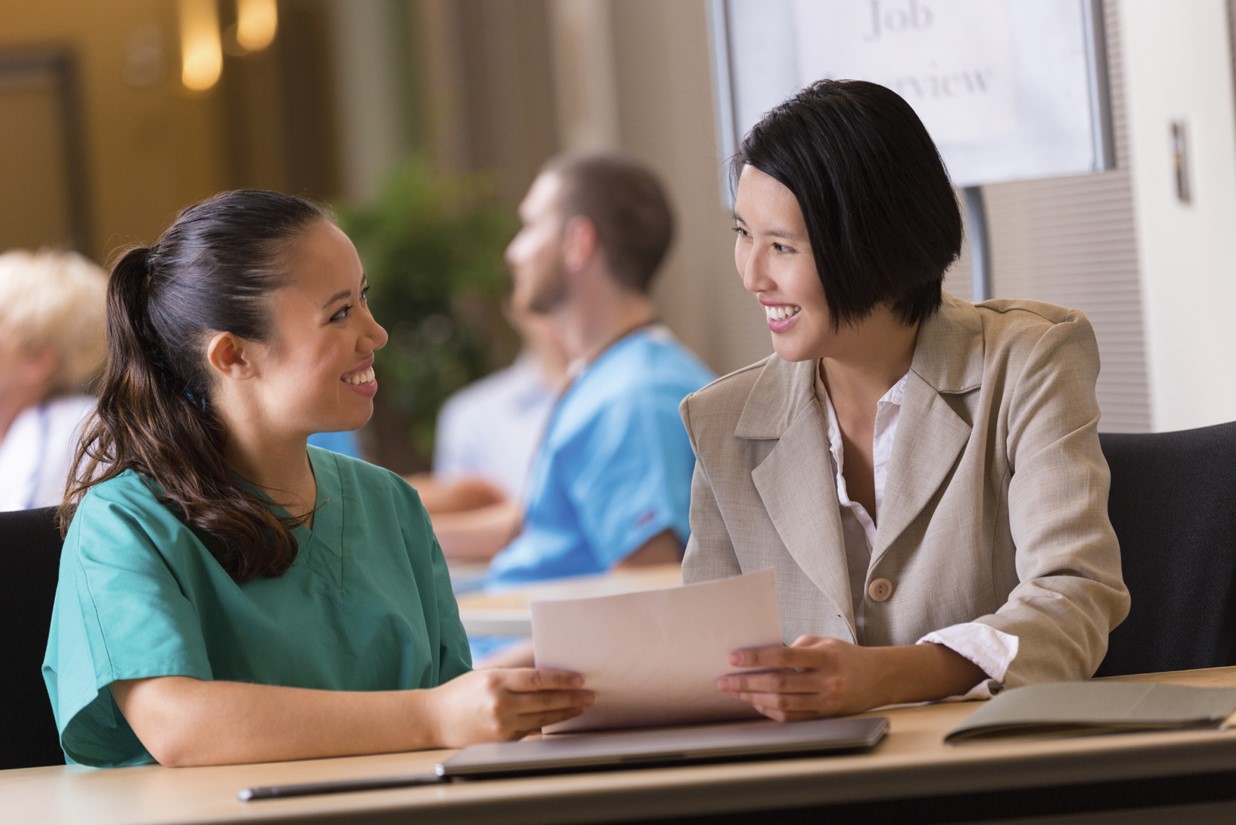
43, 447, 471, 767
307, 430, 362, 458
487, 327, 714, 588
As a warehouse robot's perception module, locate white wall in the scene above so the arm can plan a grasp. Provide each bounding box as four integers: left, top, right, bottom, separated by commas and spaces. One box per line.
1118, 0, 1236, 430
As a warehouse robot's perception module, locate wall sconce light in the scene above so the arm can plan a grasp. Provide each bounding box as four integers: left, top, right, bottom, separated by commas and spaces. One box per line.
179, 0, 222, 91
178, 0, 278, 90
235, 0, 278, 53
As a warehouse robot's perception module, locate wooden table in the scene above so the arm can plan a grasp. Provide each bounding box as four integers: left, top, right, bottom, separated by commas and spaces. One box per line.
453, 563, 683, 636
6, 667, 1236, 824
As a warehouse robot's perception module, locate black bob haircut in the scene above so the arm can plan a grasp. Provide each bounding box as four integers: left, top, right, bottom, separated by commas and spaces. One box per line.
732, 79, 962, 327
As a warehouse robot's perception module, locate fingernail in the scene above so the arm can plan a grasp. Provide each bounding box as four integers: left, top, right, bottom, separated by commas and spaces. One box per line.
584, 692, 596, 705
730, 652, 746, 666
570, 675, 584, 688
717, 677, 732, 690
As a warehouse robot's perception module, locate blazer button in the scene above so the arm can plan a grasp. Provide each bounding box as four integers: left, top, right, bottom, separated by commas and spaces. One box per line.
868, 578, 894, 602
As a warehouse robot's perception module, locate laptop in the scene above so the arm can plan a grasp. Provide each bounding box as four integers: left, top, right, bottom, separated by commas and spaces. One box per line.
435, 715, 889, 779
237, 716, 889, 800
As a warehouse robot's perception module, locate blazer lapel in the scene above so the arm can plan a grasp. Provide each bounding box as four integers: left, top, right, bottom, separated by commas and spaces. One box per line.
872, 374, 971, 564
873, 293, 984, 564
740, 359, 856, 635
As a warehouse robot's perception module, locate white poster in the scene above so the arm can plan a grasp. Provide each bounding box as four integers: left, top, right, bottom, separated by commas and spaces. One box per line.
793, 0, 1016, 144
714, 0, 1111, 188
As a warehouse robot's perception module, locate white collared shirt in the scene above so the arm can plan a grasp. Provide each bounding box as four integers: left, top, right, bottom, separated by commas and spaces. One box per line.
814, 367, 1015, 698
433, 354, 559, 503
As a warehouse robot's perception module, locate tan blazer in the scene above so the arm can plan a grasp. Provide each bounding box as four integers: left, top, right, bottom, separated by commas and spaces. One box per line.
681, 294, 1130, 688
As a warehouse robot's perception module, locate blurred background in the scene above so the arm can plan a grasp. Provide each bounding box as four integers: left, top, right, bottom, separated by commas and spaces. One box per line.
2, 0, 1234, 473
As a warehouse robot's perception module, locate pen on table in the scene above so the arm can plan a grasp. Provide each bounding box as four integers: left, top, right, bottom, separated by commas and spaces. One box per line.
238, 772, 447, 801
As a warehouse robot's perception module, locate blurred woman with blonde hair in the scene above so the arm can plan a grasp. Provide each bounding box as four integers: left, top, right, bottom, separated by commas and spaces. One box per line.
0, 249, 106, 510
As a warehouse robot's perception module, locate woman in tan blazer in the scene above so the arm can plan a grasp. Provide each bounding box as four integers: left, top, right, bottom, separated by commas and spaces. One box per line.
683, 79, 1129, 719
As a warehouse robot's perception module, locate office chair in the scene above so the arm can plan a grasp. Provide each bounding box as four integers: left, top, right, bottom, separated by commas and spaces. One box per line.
0, 506, 66, 769
1094, 420, 1236, 677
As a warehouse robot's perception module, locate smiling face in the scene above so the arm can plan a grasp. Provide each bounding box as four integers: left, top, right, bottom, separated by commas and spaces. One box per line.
240, 220, 389, 440
733, 165, 841, 363
505, 171, 570, 316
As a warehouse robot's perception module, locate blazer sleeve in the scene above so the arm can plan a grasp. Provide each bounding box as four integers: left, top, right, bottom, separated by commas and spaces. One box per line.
984, 313, 1130, 686
680, 395, 744, 584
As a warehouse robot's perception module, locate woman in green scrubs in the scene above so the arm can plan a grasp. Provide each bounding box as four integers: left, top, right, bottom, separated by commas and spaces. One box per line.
43, 190, 593, 768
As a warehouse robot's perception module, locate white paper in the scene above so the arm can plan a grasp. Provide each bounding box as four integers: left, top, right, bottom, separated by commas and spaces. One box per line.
531, 569, 782, 733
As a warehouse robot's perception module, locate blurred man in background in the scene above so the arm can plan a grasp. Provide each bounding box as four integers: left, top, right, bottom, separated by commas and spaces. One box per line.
431, 152, 714, 591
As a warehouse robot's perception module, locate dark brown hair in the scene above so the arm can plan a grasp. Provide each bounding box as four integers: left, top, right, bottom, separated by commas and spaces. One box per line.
61, 189, 330, 582
733, 79, 962, 327
541, 152, 675, 294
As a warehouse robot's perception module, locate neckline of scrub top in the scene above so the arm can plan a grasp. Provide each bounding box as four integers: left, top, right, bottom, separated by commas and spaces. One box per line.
245, 447, 347, 591
300, 447, 345, 590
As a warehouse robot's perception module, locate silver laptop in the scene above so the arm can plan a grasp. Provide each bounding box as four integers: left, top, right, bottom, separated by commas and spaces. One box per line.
436, 715, 889, 779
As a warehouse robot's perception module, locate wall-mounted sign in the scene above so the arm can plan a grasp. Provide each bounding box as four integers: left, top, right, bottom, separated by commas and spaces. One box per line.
709, 0, 1114, 190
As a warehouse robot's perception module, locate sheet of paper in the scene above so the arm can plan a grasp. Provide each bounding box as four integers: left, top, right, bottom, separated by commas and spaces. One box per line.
531, 569, 782, 733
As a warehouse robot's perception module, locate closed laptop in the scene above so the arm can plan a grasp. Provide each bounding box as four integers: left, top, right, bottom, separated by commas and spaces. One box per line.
436, 715, 889, 779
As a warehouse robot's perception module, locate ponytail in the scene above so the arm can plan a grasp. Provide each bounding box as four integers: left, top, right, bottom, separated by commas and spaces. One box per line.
62, 191, 329, 581
106, 246, 163, 394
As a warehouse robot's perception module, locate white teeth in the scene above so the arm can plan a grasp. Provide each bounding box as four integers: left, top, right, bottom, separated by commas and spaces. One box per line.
345, 367, 375, 385
764, 305, 801, 321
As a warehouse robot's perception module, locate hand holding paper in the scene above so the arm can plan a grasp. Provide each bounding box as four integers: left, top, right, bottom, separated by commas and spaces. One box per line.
531, 569, 782, 733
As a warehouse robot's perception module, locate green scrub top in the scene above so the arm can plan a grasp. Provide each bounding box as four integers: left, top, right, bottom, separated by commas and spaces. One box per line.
42, 447, 472, 767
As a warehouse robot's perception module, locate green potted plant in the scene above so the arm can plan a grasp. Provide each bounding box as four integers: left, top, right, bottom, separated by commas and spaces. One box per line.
336, 157, 518, 473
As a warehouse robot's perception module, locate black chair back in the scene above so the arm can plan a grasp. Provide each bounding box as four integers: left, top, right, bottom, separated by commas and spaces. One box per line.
0, 506, 66, 768
1095, 421, 1236, 677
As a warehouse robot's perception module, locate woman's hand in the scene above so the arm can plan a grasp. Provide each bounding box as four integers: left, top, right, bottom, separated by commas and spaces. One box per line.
424, 668, 594, 747
717, 637, 986, 720
109, 670, 593, 766
716, 636, 881, 720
